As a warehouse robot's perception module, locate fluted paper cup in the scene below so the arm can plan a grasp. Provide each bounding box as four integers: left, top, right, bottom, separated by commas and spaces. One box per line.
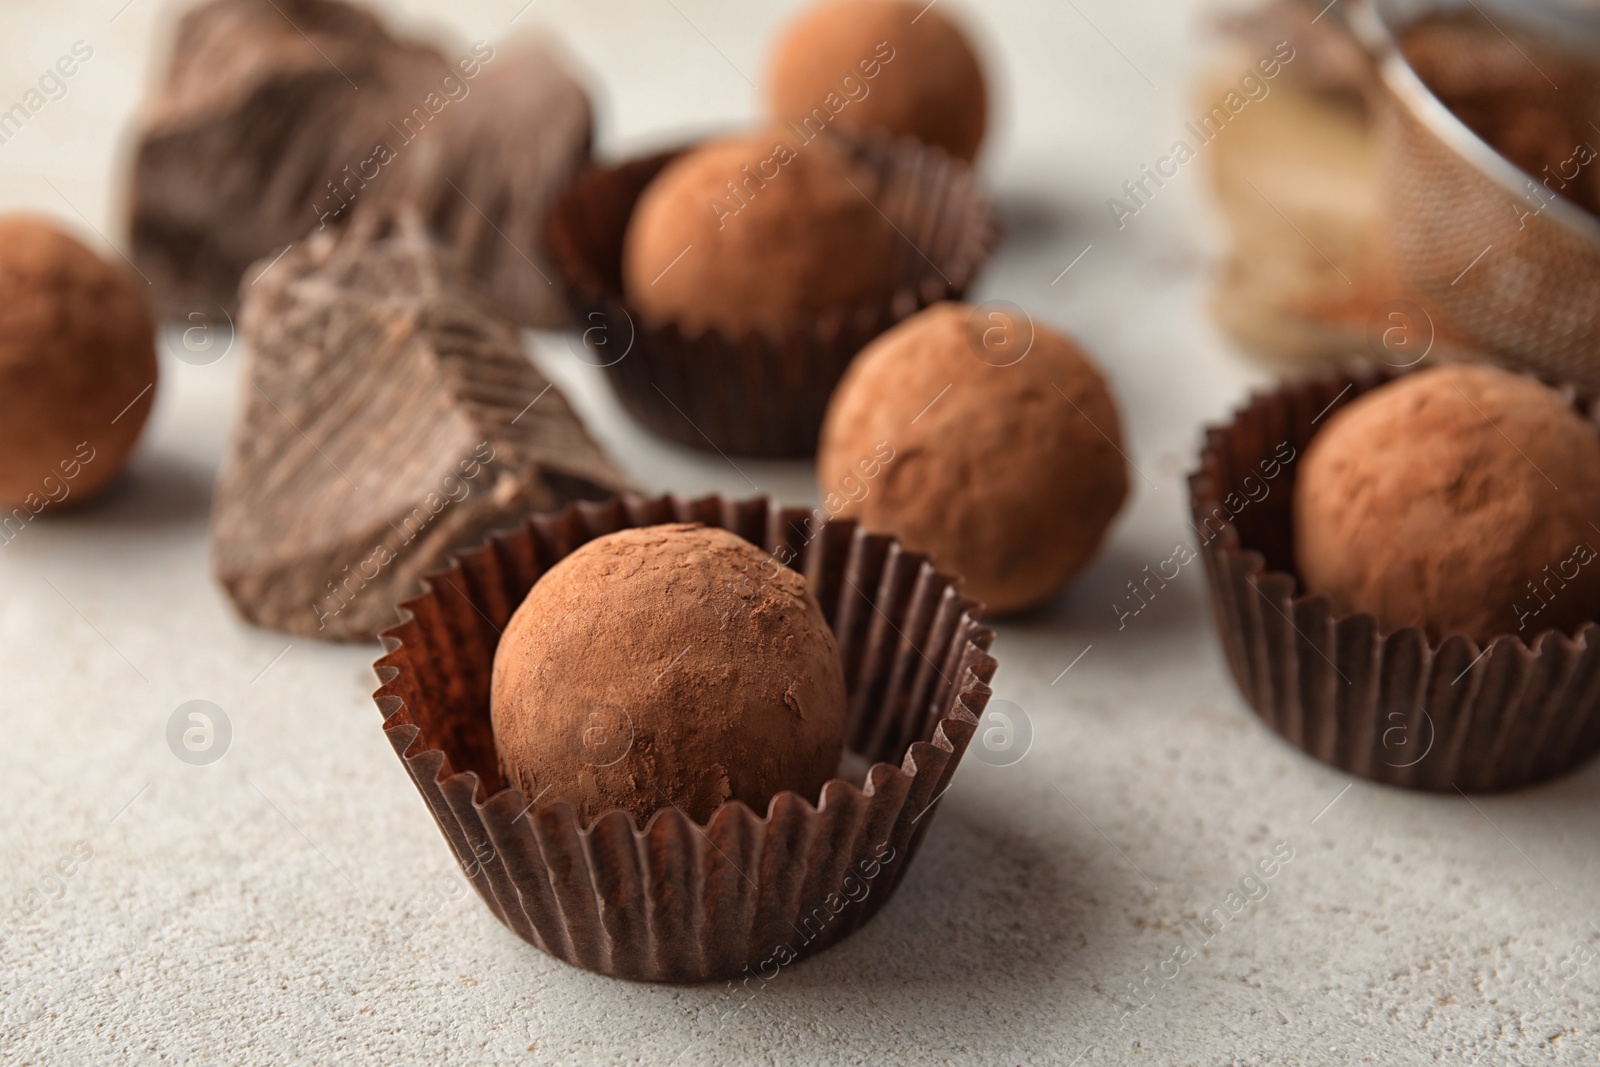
543, 133, 996, 458
373, 493, 997, 980
1190, 363, 1600, 792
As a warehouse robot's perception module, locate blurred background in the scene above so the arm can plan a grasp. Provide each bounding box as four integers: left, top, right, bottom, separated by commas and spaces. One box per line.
3, 1, 1598, 1064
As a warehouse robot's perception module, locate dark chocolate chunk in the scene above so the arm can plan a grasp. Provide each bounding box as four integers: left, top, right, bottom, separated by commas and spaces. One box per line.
128, 0, 588, 327
213, 208, 628, 642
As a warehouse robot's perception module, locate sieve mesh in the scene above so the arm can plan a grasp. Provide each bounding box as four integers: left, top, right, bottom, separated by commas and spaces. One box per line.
1355, 0, 1600, 388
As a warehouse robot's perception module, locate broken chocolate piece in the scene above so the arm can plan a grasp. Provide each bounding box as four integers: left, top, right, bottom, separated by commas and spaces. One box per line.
373, 35, 593, 328
127, 0, 588, 328
213, 208, 627, 642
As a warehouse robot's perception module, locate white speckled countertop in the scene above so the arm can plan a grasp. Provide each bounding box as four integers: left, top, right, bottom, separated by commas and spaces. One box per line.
2, 0, 1597, 1063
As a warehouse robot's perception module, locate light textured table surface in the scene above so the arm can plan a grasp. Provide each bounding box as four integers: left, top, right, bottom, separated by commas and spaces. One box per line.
3, 1, 1598, 1064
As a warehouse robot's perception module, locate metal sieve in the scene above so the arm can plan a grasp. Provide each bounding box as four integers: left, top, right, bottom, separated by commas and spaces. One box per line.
1350, 0, 1600, 388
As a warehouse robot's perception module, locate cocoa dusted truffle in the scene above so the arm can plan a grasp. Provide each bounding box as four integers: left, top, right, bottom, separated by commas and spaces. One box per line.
0, 216, 157, 513
817, 302, 1128, 614
767, 0, 988, 162
621, 128, 900, 338
1295, 364, 1600, 643
490, 523, 849, 825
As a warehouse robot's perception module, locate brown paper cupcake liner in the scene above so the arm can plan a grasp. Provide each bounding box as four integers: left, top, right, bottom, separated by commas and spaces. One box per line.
1190, 362, 1600, 792
372, 494, 997, 981
543, 132, 996, 458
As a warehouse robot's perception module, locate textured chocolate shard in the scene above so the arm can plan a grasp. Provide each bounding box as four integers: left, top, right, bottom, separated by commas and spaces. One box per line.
373, 35, 592, 327
214, 209, 627, 642
128, 0, 588, 327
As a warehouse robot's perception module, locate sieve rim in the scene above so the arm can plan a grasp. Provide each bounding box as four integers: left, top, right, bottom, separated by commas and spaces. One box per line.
1349, 0, 1600, 246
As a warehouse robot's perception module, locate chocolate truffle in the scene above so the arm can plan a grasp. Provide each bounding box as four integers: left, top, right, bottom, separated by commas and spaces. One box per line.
490, 523, 849, 825
817, 302, 1128, 615
0, 216, 157, 512
1295, 364, 1600, 643
767, 0, 988, 162
621, 129, 901, 338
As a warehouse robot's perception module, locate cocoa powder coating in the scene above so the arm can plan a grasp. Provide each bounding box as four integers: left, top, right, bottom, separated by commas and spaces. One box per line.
1294, 364, 1600, 643
817, 302, 1129, 615
767, 0, 988, 163
489, 523, 849, 826
621, 129, 900, 339
0, 216, 157, 510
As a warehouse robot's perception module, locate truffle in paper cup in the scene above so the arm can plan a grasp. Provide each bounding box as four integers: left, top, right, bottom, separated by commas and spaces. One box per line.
1189, 362, 1600, 792
372, 494, 996, 981
543, 132, 996, 458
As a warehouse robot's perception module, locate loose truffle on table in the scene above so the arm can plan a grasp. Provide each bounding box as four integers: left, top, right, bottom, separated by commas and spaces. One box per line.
816, 302, 1129, 615
490, 523, 849, 826
621, 128, 901, 339
0, 216, 157, 511
767, 0, 988, 163
1294, 363, 1600, 643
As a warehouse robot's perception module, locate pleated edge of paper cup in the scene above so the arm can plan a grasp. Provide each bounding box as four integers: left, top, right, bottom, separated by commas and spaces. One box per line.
1187, 359, 1600, 791
369, 491, 998, 906
544, 127, 998, 344
541, 131, 999, 456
